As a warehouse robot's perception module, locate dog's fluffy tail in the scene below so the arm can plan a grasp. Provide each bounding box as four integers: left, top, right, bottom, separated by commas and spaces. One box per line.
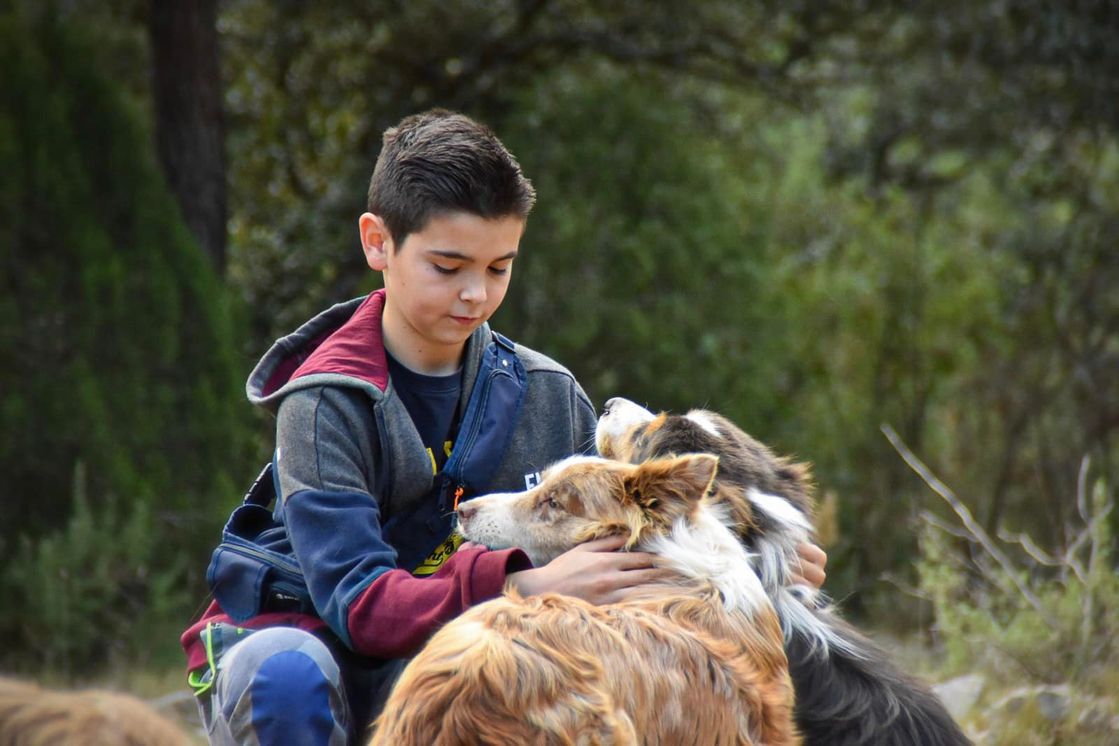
0, 676, 191, 746
783, 617, 971, 746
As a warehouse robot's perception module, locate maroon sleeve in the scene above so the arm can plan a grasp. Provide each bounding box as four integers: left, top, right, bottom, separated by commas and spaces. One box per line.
345, 547, 532, 658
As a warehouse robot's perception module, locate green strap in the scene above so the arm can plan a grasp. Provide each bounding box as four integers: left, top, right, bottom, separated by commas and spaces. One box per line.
188, 621, 249, 697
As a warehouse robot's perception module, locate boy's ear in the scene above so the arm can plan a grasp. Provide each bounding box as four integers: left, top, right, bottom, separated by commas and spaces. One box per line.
359, 213, 393, 271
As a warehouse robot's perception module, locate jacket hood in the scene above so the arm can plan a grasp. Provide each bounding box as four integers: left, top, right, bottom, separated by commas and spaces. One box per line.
247, 289, 492, 413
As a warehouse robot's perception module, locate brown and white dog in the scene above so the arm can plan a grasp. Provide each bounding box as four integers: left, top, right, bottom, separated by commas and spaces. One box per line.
0, 677, 191, 746
370, 453, 799, 746
596, 397, 970, 746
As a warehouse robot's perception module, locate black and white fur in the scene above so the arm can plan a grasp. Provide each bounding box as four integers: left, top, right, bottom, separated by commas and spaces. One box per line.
596, 397, 971, 746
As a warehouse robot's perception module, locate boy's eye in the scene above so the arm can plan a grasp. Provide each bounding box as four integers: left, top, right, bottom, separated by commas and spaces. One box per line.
488, 263, 512, 276
433, 264, 458, 275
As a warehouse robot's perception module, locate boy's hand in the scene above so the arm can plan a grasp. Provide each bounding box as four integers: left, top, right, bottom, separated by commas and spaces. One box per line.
789, 542, 827, 589
507, 536, 677, 605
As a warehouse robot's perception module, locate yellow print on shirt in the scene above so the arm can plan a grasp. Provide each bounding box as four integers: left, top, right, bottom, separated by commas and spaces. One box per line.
415, 439, 458, 575
413, 533, 465, 576
424, 440, 455, 475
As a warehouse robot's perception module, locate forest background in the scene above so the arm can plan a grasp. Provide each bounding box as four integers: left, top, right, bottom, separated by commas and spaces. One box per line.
2, 0, 1117, 741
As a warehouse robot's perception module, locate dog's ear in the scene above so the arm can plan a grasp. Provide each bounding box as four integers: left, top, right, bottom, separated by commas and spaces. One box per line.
776, 458, 816, 510
624, 454, 719, 511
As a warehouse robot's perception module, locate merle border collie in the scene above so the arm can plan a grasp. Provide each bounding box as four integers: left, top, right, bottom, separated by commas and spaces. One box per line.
596, 397, 970, 746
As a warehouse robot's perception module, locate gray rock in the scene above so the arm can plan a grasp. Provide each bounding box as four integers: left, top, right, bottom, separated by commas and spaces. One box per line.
992, 684, 1072, 722
933, 673, 986, 720
1034, 684, 1072, 722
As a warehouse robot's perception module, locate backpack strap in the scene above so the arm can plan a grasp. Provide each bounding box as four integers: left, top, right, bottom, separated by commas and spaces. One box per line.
440, 330, 527, 502
384, 331, 528, 573
208, 331, 530, 606
242, 461, 276, 507
206, 457, 314, 622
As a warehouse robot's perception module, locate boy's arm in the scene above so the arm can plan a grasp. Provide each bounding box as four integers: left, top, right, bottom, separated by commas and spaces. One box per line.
275, 387, 531, 658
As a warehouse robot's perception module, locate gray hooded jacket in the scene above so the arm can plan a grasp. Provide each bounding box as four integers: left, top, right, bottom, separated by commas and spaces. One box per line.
208, 289, 597, 659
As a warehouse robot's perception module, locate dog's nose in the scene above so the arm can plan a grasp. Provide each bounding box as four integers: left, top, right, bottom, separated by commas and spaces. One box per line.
457, 501, 476, 523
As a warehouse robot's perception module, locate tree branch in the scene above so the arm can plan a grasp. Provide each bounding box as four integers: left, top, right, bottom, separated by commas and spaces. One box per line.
881, 423, 1058, 629
919, 510, 975, 542
995, 528, 1061, 568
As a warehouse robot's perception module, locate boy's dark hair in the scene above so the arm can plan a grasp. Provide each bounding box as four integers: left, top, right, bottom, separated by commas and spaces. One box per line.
367, 109, 536, 248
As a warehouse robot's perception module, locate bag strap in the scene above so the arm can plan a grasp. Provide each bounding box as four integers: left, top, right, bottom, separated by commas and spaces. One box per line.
441, 330, 527, 501
242, 461, 276, 508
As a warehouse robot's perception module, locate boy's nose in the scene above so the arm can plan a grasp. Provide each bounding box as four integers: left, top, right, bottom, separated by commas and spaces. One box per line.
460, 279, 486, 304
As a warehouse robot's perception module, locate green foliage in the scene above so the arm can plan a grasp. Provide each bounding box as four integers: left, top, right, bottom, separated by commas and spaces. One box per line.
2, 462, 190, 672
493, 69, 1035, 610
208, 0, 1118, 620
916, 476, 1117, 688
914, 473, 1119, 742
759, 165, 1019, 605
496, 65, 780, 417
7, 0, 1117, 679
974, 694, 1119, 746
0, 11, 252, 672
214, 0, 867, 344
822, 0, 1119, 558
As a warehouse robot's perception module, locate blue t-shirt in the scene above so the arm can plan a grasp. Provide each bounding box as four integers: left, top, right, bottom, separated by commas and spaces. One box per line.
386, 353, 462, 476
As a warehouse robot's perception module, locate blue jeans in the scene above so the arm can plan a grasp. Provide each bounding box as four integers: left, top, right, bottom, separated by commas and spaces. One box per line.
195, 627, 405, 745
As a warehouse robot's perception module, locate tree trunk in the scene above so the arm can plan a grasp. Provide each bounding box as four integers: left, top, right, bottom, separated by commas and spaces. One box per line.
148, 0, 227, 274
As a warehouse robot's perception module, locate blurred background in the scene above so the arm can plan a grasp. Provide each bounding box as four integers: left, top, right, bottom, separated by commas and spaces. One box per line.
2, 1, 1116, 741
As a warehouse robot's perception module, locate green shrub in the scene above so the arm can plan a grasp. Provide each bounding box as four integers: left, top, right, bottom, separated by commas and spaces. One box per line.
0, 10, 252, 673
917, 473, 1117, 690
2, 462, 190, 673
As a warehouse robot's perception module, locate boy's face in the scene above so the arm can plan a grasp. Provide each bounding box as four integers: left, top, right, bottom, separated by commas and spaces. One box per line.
360, 210, 524, 373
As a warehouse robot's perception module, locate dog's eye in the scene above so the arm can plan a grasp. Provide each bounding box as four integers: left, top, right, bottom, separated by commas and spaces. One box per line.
547, 498, 561, 510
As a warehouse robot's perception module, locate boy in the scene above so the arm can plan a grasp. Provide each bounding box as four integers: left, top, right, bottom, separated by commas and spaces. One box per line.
181, 110, 680, 745
182, 109, 826, 745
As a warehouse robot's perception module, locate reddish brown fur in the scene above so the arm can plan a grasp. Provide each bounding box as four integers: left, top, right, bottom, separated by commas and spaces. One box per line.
604, 412, 816, 542
371, 455, 798, 745
372, 591, 794, 746
0, 677, 191, 746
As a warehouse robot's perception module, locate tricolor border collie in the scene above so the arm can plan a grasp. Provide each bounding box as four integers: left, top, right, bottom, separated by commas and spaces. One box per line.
371, 454, 798, 745
596, 397, 970, 746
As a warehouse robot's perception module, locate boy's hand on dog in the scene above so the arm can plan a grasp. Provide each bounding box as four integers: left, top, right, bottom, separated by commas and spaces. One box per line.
495, 538, 825, 594
507, 536, 678, 605
789, 542, 827, 589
